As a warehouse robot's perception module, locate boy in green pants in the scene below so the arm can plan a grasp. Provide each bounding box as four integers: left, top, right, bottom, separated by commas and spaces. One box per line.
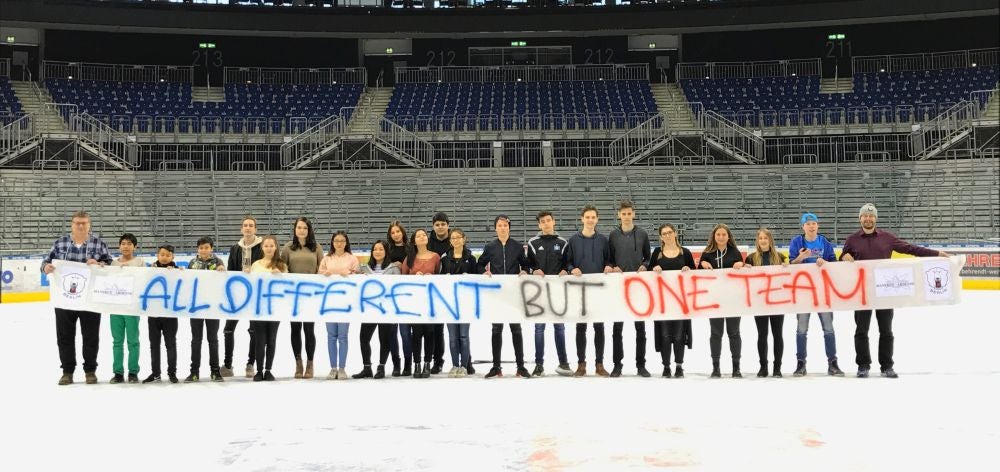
109, 233, 146, 384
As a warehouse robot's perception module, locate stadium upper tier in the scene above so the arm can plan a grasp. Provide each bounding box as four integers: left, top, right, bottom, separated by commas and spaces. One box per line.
681, 65, 999, 125
385, 80, 657, 131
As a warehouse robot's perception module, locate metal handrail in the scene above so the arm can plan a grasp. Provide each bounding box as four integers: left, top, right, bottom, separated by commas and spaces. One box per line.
280, 114, 347, 168
70, 113, 138, 169
376, 117, 433, 167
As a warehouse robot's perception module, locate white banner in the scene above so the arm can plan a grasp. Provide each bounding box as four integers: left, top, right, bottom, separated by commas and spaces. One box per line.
49, 257, 963, 323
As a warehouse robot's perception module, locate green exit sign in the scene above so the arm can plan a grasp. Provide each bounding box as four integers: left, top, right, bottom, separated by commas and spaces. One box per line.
510, 41, 527, 47
5, 36, 14, 44
827, 34, 846, 40
199, 42, 217, 49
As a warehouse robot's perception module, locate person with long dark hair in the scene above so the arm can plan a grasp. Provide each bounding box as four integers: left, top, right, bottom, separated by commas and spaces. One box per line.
699, 223, 746, 378
281, 217, 324, 380
649, 223, 695, 378
386, 221, 413, 376
249, 235, 287, 382
439, 228, 479, 377
319, 230, 360, 380
354, 240, 403, 379
743, 228, 787, 378
401, 229, 441, 378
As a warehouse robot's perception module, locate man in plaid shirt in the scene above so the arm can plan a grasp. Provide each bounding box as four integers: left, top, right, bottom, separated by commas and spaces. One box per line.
41, 210, 113, 386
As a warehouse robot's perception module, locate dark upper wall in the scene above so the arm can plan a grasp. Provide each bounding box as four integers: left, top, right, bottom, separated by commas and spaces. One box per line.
1, 0, 996, 37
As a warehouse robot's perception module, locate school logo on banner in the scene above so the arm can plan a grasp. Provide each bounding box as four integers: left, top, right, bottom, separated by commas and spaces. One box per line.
924, 261, 953, 300
61, 273, 88, 299
873, 267, 915, 297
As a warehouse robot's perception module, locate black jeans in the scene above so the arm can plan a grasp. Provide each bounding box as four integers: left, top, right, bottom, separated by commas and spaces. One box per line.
854, 309, 894, 370
148, 317, 178, 377
411, 324, 436, 364
190, 318, 220, 373
656, 320, 688, 366
490, 323, 525, 368
289, 321, 316, 361
360, 323, 401, 367
709, 317, 741, 362
55, 308, 101, 374
754, 315, 784, 366
433, 324, 445, 365
252, 321, 279, 373
575, 322, 606, 364
612, 321, 647, 368
223, 319, 255, 369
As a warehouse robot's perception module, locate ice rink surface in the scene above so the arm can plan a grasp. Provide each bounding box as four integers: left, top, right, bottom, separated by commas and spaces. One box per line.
1, 292, 997, 471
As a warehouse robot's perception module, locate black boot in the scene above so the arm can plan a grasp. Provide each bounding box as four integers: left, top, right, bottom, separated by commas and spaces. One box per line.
793, 360, 807, 377
401, 362, 412, 377
661, 365, 672, 378
710, 361, 721, 378
828, 359, 845, 376
610, 364, 623, 378
772, 361, 782, 378
637, 365, 651, 378
421, 363, 431, 378
732, 361, 743, 378
674, 365, 684, 378
352, 365, 374, 379
757, 363, 768, 378
412, 362, 422, 378
374, 365, 386, 379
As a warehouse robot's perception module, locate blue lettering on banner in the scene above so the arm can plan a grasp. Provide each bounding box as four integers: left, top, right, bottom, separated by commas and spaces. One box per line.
386, 282, 425, 317
285, 281, 325, 318
319, 281, 356, 315
188, 277, 210, 314
219, 276, 253, 315
456, 281, 502, 319
262, 279, 295, 316
359, 279, 387, 315
139, 276, 171, 311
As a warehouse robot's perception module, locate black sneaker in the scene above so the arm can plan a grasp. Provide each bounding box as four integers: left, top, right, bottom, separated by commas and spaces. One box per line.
466, 363, 476, 375
374, 365, 386, 379
211, 370, 224, 382
531, 364, 545, 377
793, 361, 807, 377
485, 366, 502, 379
168, 374, 179, 384
880, 368, 899, 379
661, 366, 672, 378
264, 371, 276, 381
412, 363, 423, 378
352, 366, 374, 379
637, 366, 651, 378
127, 373, 139, 384
253, 371, 264, 382
184, 373, 199, 383
828, 360, 845, 377
610, 364, 623, 378
710, 366, 722, 378
430, 362, 444, 375
110, 374, 125, 384
757, 364, 768, 378
516, 366, 531, 379
142, 374, 162, 384
674, 365, 684, 378
857, 366, 871, 378
732, 362, 742, 378
401, 363, 412, 377
772, 362, 782, 378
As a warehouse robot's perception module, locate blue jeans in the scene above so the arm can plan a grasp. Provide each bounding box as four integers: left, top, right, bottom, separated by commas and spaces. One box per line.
796, 312, 836, 362
447, 323, 471, 368
534, 323, 568, 365
326, 322, 349, 369
398, 324, 412, 365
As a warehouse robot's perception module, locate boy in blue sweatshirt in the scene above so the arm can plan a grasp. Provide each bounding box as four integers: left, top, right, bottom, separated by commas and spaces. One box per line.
788, 212, 844, 377
564, 205, 613, 377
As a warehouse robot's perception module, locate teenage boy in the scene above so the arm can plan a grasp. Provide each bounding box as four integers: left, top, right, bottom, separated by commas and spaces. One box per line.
224, 216, 263, 377
608, 200, 652, 377
565, 205, 613, 377
526, 210, 572, 377
478, 214, 530, 379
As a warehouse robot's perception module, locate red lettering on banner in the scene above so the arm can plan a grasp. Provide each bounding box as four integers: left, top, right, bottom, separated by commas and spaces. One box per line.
821, 267, 867, 307
726, 272, 766, 307
689, 275, 719, 312
785, 271, 819, 307
623, 276, 654, 317
657, 275, 690, 315
758, 272, 792, 306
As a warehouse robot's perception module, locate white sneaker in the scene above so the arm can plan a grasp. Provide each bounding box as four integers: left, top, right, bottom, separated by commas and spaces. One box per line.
327, 369, 338, 380
338, 368, 348, 380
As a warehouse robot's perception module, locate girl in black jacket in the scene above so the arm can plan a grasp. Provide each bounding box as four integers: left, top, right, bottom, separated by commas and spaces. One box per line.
439, 228, 479, 377
699, 223, 746, 378
649, 224, 696, 378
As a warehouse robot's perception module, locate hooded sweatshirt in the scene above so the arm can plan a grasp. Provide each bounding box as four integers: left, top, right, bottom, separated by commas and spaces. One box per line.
227, 236, 263, 272
565, 230, 610, 274
608, 225, 651, 272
